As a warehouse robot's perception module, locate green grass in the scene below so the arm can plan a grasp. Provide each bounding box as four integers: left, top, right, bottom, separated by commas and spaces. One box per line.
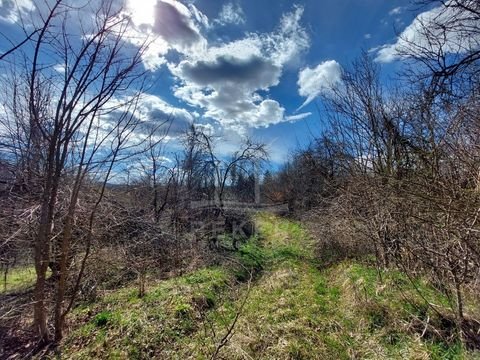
57, 213, 479, 359
63, 266, 229, 359
0, 266, 48, 293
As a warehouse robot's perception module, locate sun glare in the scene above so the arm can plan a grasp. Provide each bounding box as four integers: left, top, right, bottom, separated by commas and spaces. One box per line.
127, 0, 157, 26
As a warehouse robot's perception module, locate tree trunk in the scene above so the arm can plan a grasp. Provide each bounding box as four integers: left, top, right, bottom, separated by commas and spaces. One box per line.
53, 215, 73, 342
33, 212, 50, 342
33, 157, 59, 342
453, 271, 465, 342
139, 272, 146, 298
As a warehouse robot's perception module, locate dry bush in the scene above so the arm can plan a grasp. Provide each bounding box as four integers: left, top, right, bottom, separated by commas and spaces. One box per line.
304, 203, 373, 267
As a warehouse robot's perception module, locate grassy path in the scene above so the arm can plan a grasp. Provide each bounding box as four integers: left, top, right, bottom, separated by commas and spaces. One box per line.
214, 213, 348, 359
59, 214, 473, 359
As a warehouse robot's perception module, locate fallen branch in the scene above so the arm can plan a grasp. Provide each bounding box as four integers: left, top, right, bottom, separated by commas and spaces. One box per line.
210, 271, 253, 360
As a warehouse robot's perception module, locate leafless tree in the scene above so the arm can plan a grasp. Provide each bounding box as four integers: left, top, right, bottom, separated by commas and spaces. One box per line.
0, 0, 154, 342
273, 34, 479, 344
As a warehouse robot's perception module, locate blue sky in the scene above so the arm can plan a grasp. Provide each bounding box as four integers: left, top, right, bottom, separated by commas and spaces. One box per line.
0, 0, 429, 165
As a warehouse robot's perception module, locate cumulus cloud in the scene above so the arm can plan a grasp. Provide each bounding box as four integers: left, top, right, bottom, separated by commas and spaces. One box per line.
215, 2, 246, 26
1, 0, 208, 70
297, 60, 342, 109
177, 55, 281, 87
152, 0, 206, 52
138, 40, 170, 71
0, 0, 170, 71
105, 93, 195, 139
123, 0, 209, 70
169, 6, 310, 132
193, 123, 215, 136
375, 4, 480, 63
2, 1, 311, 134
173, 82, 287, 133
135, 93, 195, 136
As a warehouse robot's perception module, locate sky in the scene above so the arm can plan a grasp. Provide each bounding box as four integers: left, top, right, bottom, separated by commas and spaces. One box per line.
0, 0, 435, 166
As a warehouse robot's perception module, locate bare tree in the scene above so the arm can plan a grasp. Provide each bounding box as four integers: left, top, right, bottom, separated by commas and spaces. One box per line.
0, 0, 153, 342
273, 33, 479, 344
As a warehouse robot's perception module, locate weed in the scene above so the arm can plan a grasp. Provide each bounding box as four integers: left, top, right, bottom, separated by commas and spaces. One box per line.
93, 311, 113, 327
174, 303, 192, 318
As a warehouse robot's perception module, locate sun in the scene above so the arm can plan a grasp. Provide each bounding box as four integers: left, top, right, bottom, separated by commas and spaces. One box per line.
127, 0, 157, 27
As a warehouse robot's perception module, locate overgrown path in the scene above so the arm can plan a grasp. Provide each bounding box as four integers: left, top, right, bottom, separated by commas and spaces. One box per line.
60, 214, 472, 359
211, 213, 347, 359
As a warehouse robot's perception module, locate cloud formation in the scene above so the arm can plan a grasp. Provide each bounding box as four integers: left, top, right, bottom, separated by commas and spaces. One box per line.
215, 2, 246, 26
188, 3, 210, 29
178, 55, 281, 87
375, 4, 480, 63
152, 0, 206, 51
135, 93, 195, 136
297, 60, 342, 109
125, 0, 209, 70
170, 6, 311, 133
0, 0, 34, 24
285, 112, 312, 122
389, 7, 403, 16
1, 0, 313, 136
106, 93, 195, 138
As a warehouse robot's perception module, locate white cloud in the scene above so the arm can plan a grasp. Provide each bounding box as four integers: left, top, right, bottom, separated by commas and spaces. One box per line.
364, 33, 372, 39
297, 60, 342, 109
203, 37, 264, 61
375, 3, 480, 63
136, 94, 193, 121
374, 44, 398, 63
193, 123, 215, 136
0, 0, 34, 24
134, 93, 195, 135
172, 81, 287, 133
263, 6, 310, 67
53, 64, 66, 73
106, 93, 195, 139
189, 3, 210, 29
138, 39, 170, 71
1, 0, 206, 71
1, 1, 311, 135
389, 7, 403, 16
215, 2, 246, 26
124, 0, 208, 70
285, 112, 312, 122
169, 6, 311, 132
0, 0, 170, 71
